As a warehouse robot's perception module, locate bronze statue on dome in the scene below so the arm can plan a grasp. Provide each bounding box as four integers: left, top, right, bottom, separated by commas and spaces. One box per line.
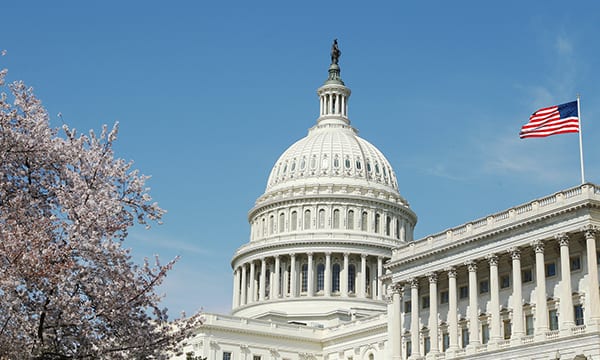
331, 39, 341, 65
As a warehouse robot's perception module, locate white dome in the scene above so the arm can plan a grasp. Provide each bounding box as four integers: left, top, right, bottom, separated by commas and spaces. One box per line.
266, 122, 399, 194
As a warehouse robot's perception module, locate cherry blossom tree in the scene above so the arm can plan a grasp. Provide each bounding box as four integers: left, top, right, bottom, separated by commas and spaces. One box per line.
0, 66, 199, 359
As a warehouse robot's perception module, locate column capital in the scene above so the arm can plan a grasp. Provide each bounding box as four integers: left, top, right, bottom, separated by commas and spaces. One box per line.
427, 272, 438, 283
343, 252, 350, 257
307, 252, 314, 257
290, 252, 296, 257
555, 233, 570, 247
465, 260, 477, 272
391, 282, 405, 295
409, 277, 419, 289
507, 247, 520, 260
274, 254, 280, 260
583, 225, 599, 240
361, 253, 368, 259
325, 251, 332, 256
532, 240, 545, 253
487, 253, 499, 266
446, 266, 457, 278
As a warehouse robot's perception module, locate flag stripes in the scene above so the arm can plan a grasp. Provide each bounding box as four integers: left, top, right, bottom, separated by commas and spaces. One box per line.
520, 101, 579, 139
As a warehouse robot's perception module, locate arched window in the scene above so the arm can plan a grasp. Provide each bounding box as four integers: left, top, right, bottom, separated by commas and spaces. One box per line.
318, 209, 326, 229
333, 209, 340, 229
269, 215, 275, 235
262, 218, 267, 236
386, 216, 391, 236
279, 213, 285, 233
347, 210, 354, 230
396, 219, 400, 239
348, 264, 356, 293
301, 264, 308, 292
317, 264, 325, 292
291, 211, 297, 231
374, 214, 380, 234
304, 210, 311, 230
361, 211, 368, 231
332, 264, 341, 292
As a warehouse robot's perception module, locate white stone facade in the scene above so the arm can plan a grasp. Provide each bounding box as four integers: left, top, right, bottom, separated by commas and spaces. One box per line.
174, 53, 600, 360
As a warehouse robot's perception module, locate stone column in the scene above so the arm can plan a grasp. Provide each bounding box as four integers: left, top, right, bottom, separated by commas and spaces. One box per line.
378, 257, 384, 300
360, 254, 367, 298
389, 283, 404, 360
307, 252, 314, 297
427, 272, 439, 358
342, 252, 349, 297
259, 258, 267, 301
410, 278, 421, 359
533, 240, 548, 339
249, 261, 256, 303
466, 261, 480, 350
447, 267, 459, 354
509, 248, 524, 340
274, 255, 281, 299
557, 233, 574, 333
290, 253, 297, 298
241, 264, 247, 306
232, 267, 240, 308
325, 252, 332, 296
584, 226, 600, 327
488, 254, 501, 344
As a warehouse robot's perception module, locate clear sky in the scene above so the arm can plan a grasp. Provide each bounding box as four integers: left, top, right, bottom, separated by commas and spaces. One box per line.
3, 1, 600, 317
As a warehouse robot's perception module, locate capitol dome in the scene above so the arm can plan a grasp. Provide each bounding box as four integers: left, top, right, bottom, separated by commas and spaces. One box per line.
230, 42, 416, 326
266, 121, 400, 194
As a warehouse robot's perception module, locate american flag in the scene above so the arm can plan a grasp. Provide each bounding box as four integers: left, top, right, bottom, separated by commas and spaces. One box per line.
520, 100, 579, 139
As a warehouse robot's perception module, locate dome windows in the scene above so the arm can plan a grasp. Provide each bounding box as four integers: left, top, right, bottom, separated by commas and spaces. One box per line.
300, 157, 306, 170
356, 159, 362, 170
290, 159, 296, 172
344, 157, 351, 169
333, 156, 340, 169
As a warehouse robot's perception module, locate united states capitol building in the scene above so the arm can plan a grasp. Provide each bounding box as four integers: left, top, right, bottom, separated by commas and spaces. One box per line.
175, 44, 600, 360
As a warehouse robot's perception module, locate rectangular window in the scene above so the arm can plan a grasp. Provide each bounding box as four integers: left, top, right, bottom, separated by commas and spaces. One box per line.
440, 290, 449, 304
442, 332, 450, 351
223, 353, 232, 360
570, 256, 582, 271
482, 323, 489, 344
422, 295, 430, 309
549, 310, 559, 330
479, 279, 489, 294
423, 336, 431, 355
404, 300, 411, 313
500, 274, 510, 289
253, 356, 262, 360
406, 340, 412, 357
461, 327, 469, 348
526, 315, 534, 335
574, 305, 584, 326
459, 285, 469, 299
546, 262, 557, 277
503, 320, 512, 339
522, 268, 533, 283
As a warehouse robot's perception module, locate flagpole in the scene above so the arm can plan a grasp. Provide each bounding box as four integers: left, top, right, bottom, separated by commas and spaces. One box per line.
577, 95, 586, 184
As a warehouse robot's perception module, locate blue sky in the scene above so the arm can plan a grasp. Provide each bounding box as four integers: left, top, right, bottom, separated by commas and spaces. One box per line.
3, 1, 600, 317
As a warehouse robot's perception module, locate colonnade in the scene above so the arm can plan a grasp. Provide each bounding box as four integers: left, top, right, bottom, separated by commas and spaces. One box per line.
388, 226, 600, 359
319, 91, 348, 117
232, 252, 388, 309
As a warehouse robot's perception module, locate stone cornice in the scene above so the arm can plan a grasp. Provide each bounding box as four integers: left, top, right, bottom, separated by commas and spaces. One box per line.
386, 183, 600, 273
231, 237, 395, 266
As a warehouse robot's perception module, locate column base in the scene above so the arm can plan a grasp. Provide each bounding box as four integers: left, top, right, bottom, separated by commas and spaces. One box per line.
465, 342, 480, 355
425, 351, 440, 360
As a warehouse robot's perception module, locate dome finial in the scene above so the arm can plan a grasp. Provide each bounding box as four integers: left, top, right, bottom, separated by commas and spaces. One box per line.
331, 39, 341, 65
325, 39, 344, 85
